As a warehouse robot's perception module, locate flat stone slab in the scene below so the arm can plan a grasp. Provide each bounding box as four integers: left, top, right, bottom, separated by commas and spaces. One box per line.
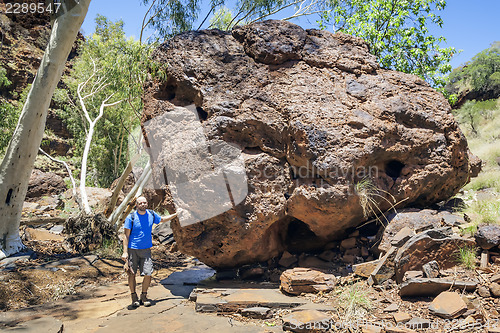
195, 288, 307, 313
353, 260, 380, 278
282, 310, 331, 332
399, 278, 478, 297
429, 291, 467, 319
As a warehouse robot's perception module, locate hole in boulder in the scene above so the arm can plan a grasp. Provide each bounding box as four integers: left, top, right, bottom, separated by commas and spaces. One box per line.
196, 107, 208, 121
385, 160, 405, 180
153, 82, 177, 101
285, 218, 326, 253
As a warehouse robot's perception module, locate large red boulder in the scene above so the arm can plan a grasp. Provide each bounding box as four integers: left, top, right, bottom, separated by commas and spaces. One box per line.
142, 20, 480, 268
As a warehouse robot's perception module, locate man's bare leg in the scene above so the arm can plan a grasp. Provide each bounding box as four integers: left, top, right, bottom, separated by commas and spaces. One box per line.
141, 275, 151, 293
140, 275, 152, 306
128, 272, 140, 307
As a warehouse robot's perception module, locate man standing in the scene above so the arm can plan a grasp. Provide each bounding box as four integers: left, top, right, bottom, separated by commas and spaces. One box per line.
122, 196, 177, 308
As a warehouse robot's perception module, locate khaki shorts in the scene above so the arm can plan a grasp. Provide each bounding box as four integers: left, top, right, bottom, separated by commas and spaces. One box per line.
128, 248, 153, 276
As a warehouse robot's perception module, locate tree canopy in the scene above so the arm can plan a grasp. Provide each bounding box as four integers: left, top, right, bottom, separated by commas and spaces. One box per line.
444, 42, 500, 105
62, 15, 156, 187
319, 0, 456, 87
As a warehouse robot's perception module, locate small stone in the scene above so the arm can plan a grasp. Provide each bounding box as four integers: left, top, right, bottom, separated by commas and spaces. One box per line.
422, 260, 440, 278
481, 251, 489, 269
361, 247, 370, 257
489, 326, 500, 333
491, 274, 500, 283
341, 254, 355, 264
478, 285, 492, 298
323, 242, 337, 251
353, 260, 380, 278
476, 225, 500, 250
406, 317, 430, 329
349, 230, 360, 237
385, 327, 417, 333
282, 310, 331, 332
399, 278, 477, 297
490, 282, 500, 297
390, 227, 415, 247
369, 246, 397, 285
280, 268, 337, 295
318, 250, 336, 262
429, 291, 467, 319
345, 248, 361, 256
49, 225, 64, 234
393, 312, 411, 324
240, 306, 271, 319
383, 303, 399, 312
361, 324, 384, 333
403, 270, 423, 281
340, 237, 357, 250
279, 251, 298, 268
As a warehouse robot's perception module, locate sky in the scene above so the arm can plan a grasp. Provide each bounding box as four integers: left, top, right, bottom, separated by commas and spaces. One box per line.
80, 0, 500, 69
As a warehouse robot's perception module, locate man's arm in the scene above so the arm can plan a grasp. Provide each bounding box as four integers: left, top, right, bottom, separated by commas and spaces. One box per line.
122, 228, 131, 259
122, 228, 132, 272
160, 212, 178, 223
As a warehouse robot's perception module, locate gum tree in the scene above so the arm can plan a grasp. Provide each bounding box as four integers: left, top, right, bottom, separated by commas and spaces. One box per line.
0, 0, 91, 259
319, 0, 456, 87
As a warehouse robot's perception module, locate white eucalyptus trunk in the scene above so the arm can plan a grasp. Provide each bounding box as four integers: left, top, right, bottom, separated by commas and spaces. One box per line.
0, 0, 91, 259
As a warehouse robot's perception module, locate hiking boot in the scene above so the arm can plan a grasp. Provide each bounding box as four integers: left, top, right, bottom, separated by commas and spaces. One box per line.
140, 292, 151, 307
131, 292, 140, 308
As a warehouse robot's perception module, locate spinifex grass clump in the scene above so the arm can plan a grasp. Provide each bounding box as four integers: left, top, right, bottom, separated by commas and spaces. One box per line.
354, 177, 405, 226
457, 246, 478, 270
336, 282, 372, 321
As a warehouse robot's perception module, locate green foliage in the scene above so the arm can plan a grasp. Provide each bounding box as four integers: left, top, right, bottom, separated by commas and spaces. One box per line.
95, 238, 123, 258
456, 246, 477, 270
453, 99, 498, 136
453, 97, 500, 228
0, 102, 18, 155
319, 0, 456, 87
454, 98, 500, 194
141, 0, 306, 38
0, 84, 30, 156
444, 42, 500, 103
62, 15, 154, 187
141, 0, 455, 86
460, 194, 500, 225
0, 66, 11, 89
209, 6, 234, 30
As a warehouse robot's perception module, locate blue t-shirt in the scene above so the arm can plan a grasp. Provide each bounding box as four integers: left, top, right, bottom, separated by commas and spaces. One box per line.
124, 210, 161, 249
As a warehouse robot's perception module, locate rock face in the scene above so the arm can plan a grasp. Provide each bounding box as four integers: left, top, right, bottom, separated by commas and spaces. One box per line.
26, 170, 67, 201
143, 20, 479, 268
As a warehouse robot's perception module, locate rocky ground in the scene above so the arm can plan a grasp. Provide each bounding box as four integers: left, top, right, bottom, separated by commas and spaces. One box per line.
2, 203, 500, 332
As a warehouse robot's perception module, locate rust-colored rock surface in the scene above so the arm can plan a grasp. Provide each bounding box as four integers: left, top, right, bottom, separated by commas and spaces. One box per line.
143, 20, 479, 268
280, 267, 337, 295
26, 170, 66, 201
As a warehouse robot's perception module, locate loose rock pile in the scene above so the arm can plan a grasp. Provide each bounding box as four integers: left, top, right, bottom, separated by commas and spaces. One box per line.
187, 208, 500, 333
